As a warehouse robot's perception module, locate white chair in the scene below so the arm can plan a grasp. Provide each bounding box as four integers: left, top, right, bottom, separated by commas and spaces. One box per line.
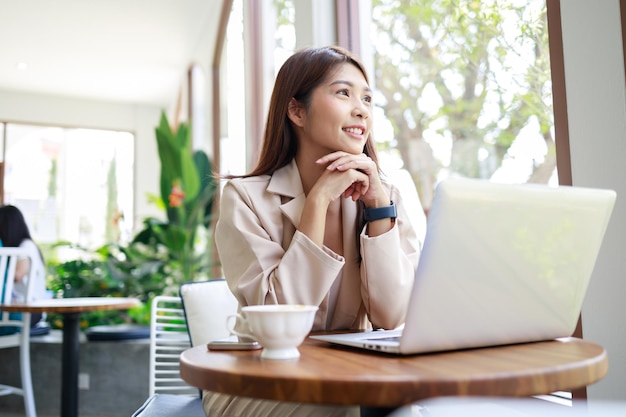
133, 280, 238, 417
148, 295, 197, 397
0, 247, 37, 417
179, 279, 238, 347
132, 296, 203, 417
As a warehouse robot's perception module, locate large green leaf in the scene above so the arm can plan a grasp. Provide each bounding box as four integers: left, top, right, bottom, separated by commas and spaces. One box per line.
156, 114, 182, 216
155, 112, 202, 225
189, 150, 216, 228
177, 122, 200, 203
163, 224, 189, 252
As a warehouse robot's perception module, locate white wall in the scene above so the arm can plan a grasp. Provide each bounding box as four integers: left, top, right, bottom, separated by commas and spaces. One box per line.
560, 0, 626, 404
0, 90, 164, 228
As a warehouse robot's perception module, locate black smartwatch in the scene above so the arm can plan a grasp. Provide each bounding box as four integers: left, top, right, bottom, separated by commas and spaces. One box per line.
364, 201, 397, 222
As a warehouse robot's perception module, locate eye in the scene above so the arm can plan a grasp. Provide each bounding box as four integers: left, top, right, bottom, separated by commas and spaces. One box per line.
337, 88, 350, 97
362, 95, 372, 104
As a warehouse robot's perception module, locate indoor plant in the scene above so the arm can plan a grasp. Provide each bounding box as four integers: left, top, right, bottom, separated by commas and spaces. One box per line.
46, 111, 218, 328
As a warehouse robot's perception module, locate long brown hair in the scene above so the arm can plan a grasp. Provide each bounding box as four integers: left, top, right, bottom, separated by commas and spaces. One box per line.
228, 45, 380, 179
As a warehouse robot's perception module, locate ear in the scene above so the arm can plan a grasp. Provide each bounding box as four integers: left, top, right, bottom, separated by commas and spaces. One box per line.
287, 98, 305, 128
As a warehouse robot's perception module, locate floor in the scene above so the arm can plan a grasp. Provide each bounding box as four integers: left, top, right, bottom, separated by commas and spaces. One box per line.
0, 329, 149, 417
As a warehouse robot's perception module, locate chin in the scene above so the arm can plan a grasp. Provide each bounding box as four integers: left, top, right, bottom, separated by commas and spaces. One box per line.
341, 144, 366, 155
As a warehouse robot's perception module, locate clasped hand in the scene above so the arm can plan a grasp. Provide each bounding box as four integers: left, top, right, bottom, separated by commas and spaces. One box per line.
314, 151, 388, 207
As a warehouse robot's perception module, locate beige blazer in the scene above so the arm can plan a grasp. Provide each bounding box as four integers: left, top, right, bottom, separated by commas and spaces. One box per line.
215, 160, 424, 331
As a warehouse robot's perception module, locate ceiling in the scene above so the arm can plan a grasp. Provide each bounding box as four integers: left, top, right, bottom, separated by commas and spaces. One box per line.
0, 0, 219, 107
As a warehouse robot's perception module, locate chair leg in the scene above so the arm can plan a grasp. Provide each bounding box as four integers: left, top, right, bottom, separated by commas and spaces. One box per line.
20, 313, 37, 417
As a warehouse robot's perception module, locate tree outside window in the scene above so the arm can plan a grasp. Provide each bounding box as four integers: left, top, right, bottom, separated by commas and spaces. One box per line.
370, 0, 554, 211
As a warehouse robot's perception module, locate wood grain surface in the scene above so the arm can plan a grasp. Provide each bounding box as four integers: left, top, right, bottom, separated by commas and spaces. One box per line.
180, 336, 608, 407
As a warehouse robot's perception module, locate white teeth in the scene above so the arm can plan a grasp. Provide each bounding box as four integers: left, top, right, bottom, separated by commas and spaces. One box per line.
343, 127, 363, 135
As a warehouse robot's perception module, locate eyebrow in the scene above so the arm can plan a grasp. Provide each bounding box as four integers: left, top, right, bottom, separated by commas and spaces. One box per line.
329, 80, 372, 93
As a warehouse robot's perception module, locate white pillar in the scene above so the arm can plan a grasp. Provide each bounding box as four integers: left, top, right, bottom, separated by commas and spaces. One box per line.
560, 0, 626, 405
294, 0, 337, 48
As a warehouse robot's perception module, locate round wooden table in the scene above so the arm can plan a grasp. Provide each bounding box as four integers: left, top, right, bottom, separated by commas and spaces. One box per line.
180, 335, 607, 416
1, 297, 140, 417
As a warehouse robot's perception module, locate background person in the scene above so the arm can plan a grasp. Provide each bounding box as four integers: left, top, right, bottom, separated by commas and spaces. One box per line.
0, 205, 48, 330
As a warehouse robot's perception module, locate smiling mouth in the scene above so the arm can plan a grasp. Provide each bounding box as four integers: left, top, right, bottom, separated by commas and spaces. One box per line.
343, 127, 364, 135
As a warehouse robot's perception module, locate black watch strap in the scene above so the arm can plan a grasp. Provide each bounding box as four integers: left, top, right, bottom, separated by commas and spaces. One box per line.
364, 201, 397, 222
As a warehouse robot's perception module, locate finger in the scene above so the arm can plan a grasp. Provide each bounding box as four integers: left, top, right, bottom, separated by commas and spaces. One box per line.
344, 186, 362, 201
353, 173, 370, 199
357, 181, 369, 200
344, 186, 355, 200
323, 156, 354, 171
328, 154, 372, 172
316, 151, 349, 165
340, 172, 367, 200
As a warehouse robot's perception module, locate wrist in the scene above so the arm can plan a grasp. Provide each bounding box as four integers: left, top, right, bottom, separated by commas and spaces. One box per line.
363, 200, 397, 222
363, 195, 392, 209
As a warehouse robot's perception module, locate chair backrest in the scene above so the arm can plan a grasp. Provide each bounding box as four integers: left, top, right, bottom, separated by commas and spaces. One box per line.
147, 280, 239, 397
179, 279, 239, 347
0, 248, 37, 417
148, 295, 197, 396
1, 247, 33, 343
1, 247, 31, 303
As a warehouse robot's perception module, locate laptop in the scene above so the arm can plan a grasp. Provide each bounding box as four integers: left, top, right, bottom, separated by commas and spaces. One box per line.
311, 177, 616, 355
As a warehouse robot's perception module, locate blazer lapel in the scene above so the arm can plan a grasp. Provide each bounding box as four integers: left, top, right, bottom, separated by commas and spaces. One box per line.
267, 160, 306, 228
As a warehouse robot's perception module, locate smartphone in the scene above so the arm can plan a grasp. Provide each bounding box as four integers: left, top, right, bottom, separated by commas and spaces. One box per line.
207, 336, 262, 351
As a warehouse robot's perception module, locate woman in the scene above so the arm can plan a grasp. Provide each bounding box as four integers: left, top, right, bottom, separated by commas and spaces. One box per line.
0, 205, 47, 327
210, 46, 425, 417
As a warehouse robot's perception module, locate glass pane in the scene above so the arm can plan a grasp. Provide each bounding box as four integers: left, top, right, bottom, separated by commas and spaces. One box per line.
273, 0, 296, 73
221, 0, 247, 176
221, 0, 296, 175
3, 123, 134, 248
370, 0, 554, 211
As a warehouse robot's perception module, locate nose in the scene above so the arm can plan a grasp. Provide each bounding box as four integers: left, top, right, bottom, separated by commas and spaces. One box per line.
352, 99, 370, 119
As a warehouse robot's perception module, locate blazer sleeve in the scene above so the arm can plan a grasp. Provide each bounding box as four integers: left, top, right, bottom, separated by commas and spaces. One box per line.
215, 180, 344, 308
359, 183, 425, 330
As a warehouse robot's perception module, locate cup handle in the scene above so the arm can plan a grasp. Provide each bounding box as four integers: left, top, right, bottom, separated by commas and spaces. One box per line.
226, 313, 256, 341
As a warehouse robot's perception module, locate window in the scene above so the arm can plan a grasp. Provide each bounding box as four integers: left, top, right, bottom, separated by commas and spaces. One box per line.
1, 122, 134, 249
272, 0, 296, 72
368, 0, 555, 211
220, 0, 247, 176
220, 0, 297, 176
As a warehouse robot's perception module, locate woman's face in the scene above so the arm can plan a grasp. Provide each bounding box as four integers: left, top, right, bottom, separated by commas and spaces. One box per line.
295, 63, 372, 157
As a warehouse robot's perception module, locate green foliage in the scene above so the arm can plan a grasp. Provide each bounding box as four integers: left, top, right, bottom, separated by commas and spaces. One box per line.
46, 112, 218, 329
372, 0, 554, 208
150, 111, 217, 284
45, 243, 152, 328
273, 0, 295, 28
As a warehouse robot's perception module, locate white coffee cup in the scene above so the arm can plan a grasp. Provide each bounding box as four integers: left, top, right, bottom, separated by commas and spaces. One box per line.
226, 304, 318, 360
